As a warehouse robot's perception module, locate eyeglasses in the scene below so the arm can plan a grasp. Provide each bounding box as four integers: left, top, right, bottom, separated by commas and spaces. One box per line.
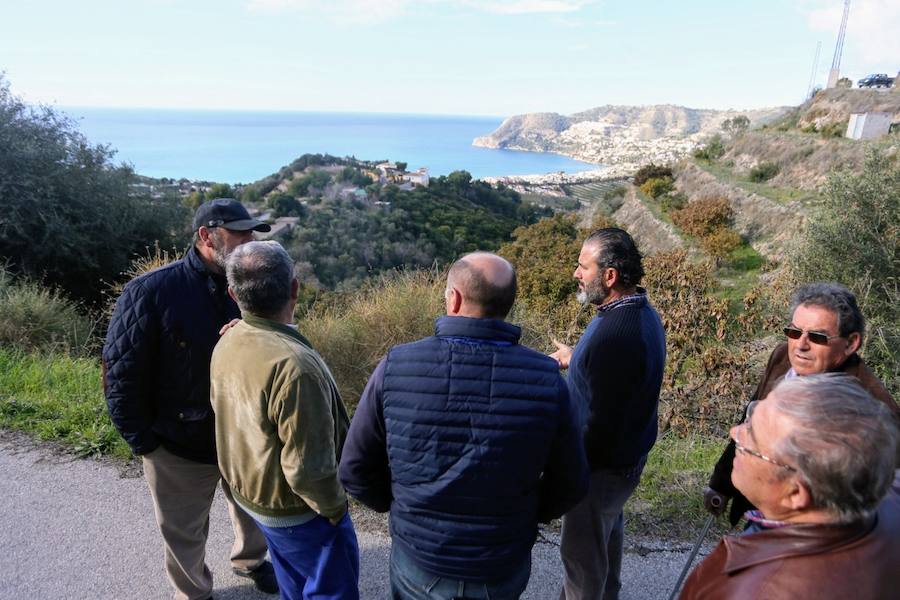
783, 325, 842, 346
733, 401, 797, 472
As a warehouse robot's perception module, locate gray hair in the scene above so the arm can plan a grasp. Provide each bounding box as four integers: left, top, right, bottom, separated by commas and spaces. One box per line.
769, 374, 898, 524
790, 282, 865, 339
226, 241, 294, 319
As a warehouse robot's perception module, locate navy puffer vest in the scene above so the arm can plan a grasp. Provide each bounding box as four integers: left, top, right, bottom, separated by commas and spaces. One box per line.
382, 316, 566, 581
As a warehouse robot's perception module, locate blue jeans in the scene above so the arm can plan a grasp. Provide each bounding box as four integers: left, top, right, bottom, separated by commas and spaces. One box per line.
390, 543, 531, 600
255, 513, 360, 600
559, 459, 645, 600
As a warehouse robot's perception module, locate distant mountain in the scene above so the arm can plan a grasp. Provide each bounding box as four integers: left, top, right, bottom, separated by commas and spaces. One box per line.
473, 104, 789, 170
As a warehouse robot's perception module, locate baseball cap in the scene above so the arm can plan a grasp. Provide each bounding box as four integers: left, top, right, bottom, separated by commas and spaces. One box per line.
192, 198, 271, 232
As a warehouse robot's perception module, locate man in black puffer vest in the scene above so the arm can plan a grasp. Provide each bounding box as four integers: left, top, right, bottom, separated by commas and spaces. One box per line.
550, 228, 666, 600
340, 252, 589, 600
103, 199, 277, 600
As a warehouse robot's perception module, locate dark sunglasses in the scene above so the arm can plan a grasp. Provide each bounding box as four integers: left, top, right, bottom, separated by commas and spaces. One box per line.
783, 326, 842, 346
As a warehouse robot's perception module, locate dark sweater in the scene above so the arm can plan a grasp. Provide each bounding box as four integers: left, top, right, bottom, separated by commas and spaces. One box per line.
568, 293, 667, 470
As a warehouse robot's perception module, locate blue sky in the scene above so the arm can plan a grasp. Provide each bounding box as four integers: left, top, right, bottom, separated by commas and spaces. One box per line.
2, 0, 897, 116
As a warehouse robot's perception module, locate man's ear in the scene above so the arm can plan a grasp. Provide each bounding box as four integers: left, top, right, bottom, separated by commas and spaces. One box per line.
197, 226, 214, 247
785, 477, 815, 512
844, 332, 862, 357
290, 278, 299, 303
227, 286, 238, 303
446, 287, 463, 315
604, 266, 620, 289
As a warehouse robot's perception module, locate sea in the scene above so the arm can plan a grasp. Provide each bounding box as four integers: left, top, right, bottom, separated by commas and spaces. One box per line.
65, 107, 599, 184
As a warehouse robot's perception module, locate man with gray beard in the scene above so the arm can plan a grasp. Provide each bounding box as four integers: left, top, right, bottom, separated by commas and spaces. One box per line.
104, 199, 278, 600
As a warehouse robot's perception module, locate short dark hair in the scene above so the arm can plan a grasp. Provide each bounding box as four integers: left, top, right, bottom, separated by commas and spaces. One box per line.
447, 255, 517, 319
584, 227, 644, 287
226, 241, 294, 319
790, 282, 865, 338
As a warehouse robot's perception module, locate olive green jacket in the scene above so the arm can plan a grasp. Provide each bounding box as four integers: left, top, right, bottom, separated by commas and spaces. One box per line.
210, 314, 350, 521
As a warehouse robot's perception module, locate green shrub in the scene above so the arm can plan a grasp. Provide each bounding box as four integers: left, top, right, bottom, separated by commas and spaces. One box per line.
659, 192, 687, 212
748, 161, 780, 182
0, 75, 189, 305
791, 150, 900, 396
0, 268, 96, 355
639, 177, 675, 199
603, 185, 627, 200
692, 135, 725, 160
818, 120, 847, 139
634, 164, 673, 186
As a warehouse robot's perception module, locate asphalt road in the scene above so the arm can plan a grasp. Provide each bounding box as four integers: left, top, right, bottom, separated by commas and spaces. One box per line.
0, 431, 709, 600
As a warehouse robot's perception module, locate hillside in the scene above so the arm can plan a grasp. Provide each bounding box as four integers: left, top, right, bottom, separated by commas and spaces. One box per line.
473, 104, 788, 173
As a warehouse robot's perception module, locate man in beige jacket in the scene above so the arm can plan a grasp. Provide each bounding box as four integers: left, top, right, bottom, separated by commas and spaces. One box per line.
210, 240, 358, 600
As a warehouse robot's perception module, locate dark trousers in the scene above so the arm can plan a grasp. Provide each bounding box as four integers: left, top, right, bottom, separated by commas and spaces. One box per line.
255, 513, 360, 600
390, 543, 531, 600
559, 461, 645, 600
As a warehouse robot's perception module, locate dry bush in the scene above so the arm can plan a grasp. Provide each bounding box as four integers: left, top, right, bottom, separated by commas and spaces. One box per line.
0, 267, 97, 355
699, 227, 742, 260
671, 197, 732, 238
102, 243, 183, 325
298, 269, 447, 409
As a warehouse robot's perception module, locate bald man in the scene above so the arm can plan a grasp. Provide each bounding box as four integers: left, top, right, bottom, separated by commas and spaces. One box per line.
340, 252, 589, 600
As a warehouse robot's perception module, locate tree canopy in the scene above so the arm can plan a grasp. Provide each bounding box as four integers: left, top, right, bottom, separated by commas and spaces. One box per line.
0, 75, 189, 304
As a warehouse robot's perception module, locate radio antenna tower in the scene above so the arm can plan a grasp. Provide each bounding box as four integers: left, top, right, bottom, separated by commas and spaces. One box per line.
826, 0, 851, 88
807, 41, 823, 100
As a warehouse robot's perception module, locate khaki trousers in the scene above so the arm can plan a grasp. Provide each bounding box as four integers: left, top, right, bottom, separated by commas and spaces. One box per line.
143, 446, 268, 600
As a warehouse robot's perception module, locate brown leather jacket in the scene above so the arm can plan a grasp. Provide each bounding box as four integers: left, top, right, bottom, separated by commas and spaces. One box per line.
709, 342, 899, 526
681, 474, 900, 600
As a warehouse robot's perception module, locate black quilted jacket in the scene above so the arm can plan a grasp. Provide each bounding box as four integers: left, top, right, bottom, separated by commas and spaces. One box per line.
102, 246, 240, 464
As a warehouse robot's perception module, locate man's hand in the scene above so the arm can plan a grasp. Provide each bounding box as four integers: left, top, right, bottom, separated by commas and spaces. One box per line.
703, 487, 728, 516
219, 318, 240, 336
328, 504, 348, 526
550, 339, 573, 369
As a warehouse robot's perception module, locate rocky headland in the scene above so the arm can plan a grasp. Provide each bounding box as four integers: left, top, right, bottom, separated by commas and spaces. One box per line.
474, 104, 789, 179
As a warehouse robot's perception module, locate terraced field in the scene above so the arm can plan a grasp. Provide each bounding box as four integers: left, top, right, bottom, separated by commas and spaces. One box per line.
563, 178, 629, 205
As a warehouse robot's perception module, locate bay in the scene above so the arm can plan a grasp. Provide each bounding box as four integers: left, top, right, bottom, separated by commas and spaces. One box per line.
65, 107, 598, 183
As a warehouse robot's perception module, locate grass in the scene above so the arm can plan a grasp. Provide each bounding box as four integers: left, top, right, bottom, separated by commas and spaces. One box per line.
696, 159, 818, 206
626, 433, 730, 538
0, 348, 130, 459
0, 345, 733, 540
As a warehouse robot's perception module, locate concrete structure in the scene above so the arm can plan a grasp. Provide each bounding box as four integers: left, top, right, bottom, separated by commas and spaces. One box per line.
403, 167, 430, 187
846, 112, 892, 140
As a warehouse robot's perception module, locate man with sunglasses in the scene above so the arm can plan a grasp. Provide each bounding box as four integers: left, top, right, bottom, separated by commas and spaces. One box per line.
681, 374, 900, 599
704, 282, 898, 527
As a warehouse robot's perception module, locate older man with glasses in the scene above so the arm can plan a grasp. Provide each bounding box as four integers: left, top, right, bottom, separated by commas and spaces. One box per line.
680, 375, 900, 599
704, 282, 899, 527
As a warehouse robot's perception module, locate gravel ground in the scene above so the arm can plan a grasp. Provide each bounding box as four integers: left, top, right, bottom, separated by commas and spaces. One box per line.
0, 430, 713, 599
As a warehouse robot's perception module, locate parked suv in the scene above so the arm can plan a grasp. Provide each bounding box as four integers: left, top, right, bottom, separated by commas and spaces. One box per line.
858, 74, 894, 88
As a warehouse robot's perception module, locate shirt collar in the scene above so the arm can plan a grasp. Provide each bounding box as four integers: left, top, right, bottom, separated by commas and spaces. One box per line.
596, 286, 648, 313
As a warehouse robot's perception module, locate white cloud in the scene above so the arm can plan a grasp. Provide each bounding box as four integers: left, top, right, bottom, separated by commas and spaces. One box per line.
805, 0, 900, 64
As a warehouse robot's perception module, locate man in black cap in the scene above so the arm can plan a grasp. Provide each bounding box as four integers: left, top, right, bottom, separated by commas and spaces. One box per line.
104, 199, 277, 600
